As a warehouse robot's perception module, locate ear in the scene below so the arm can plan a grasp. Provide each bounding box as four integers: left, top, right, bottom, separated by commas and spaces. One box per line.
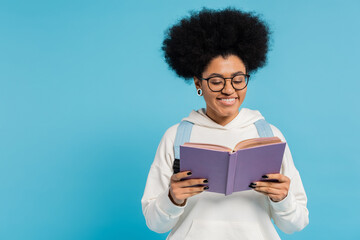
194, 76, 202, 89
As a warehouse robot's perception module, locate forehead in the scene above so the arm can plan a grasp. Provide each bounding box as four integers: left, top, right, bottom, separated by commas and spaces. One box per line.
203, 55, 246, 75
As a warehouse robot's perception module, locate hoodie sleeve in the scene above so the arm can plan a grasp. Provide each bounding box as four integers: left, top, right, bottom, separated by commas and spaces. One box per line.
141, 124, 187, 233
268, 125, 309, 234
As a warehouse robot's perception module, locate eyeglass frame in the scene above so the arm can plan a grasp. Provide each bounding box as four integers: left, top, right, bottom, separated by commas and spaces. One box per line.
199, 73, 250, 92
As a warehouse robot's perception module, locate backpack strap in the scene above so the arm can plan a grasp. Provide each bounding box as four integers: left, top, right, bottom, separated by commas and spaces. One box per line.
254, 119, 274, 137
173, 121, 194, 173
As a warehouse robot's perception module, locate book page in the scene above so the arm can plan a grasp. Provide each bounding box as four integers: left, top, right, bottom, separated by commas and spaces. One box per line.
182, 142, 232, 152
233, 137, 282, 151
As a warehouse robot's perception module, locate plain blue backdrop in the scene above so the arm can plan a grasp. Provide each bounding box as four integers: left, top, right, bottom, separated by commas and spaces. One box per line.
0, 0, 359, 239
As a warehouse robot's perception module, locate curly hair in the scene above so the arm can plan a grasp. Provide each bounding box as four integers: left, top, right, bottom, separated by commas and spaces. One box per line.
162, 7, 271, 81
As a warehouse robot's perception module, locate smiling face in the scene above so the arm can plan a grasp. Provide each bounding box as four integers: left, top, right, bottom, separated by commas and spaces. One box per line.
194, 55, 248, 126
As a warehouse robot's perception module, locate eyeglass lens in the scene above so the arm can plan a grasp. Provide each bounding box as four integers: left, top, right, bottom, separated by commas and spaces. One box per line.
208, 75, 247, 91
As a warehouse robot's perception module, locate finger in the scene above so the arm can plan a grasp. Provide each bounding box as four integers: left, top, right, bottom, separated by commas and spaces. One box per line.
171, 171, 192, 182
250, 187, 286, 202
182, 185, 208, 194
177, 178, 208, 188
255, 190, 280, 199
262, 173, 289, 183
253, 186, 283, 195
172, 187, 206, 200
181, 191, 205, 199
251, 181, 286, 190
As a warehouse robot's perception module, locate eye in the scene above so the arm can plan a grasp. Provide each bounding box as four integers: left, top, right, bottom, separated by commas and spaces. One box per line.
233, 80, 243, 84
209, 77, 223, 85
232, 75, 245, 84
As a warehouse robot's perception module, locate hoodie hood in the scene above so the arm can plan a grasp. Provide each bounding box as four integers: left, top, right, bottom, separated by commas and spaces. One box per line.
182, 108, 264, 130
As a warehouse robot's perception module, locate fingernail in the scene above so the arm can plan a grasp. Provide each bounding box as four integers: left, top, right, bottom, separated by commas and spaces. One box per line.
204, 186, 209, 190
187, 172, 192, 175
203, 179, 208, 183
250, 182, 256, 186
262, 175, 268, 178
248, 184, 256, 188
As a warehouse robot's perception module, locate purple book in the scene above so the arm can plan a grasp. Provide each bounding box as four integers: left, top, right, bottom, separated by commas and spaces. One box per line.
180, 141, 286, 195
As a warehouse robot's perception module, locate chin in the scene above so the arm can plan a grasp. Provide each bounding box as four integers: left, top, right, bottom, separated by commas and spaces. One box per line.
217, 107, 239, 118
206, 101, 241, 121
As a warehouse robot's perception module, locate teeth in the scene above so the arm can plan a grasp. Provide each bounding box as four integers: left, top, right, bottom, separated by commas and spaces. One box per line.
220, 98, 235, 102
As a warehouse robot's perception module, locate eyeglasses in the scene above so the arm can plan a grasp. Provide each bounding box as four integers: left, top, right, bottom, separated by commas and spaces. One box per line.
200, 73, 250, 92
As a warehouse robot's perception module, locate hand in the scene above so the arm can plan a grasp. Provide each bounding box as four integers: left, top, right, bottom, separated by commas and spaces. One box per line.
249, 173, 290, 202
169, 171, 208, 206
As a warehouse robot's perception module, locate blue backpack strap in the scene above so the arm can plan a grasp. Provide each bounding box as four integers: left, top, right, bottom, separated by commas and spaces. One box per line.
254, 119, 274, 137
173, 120, 194, 173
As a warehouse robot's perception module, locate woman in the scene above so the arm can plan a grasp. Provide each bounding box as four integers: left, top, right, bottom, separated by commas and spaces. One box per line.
141, 8, 309, 239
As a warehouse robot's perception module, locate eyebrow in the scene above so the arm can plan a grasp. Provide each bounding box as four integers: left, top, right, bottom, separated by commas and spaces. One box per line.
206, 71, 245, 78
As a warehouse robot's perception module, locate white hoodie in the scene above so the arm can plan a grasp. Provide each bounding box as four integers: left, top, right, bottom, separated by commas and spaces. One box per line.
141, 108, 309, 240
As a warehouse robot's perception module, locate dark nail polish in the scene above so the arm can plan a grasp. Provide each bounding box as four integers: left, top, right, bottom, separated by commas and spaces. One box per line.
250, 182, 256, 186
187, 171, 192, 175
262, 175, 268, 178
204, 186, 209, 190
203, 179, 208, 183
248, 184, 256, 188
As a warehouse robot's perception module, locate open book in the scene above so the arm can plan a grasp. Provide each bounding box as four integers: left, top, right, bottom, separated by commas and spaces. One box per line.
180, 137, 286, 195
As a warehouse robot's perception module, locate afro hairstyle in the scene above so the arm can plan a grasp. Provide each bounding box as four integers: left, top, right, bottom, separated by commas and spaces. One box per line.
162, 7, 271, 81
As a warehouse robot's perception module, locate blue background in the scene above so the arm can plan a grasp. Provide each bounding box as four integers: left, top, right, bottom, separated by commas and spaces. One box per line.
1, 0, 359, 239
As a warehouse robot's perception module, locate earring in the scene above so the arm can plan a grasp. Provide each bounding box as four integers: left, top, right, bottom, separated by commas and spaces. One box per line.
197, 88, 203, 96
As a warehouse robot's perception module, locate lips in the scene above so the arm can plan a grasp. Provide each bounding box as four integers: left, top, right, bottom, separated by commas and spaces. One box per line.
217, 97, 238, 105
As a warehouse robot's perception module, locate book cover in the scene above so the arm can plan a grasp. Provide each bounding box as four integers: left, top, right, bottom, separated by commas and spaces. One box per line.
180, 142, 286, 195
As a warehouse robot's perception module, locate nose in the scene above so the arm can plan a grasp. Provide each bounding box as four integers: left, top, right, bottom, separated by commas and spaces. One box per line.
221, 79, 235, 95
